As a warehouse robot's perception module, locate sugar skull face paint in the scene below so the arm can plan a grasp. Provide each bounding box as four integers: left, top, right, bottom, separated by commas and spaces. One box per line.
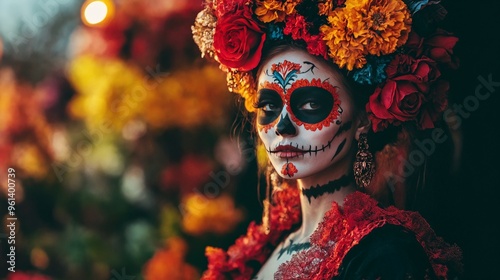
256, 49, 358, 179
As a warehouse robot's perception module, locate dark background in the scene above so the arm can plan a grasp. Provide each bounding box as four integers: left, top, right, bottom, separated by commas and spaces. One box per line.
434, 1, 500, 278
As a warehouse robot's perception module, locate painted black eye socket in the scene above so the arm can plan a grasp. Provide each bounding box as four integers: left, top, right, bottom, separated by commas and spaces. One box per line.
255, 88, 283, 125
290, 86, 334, 124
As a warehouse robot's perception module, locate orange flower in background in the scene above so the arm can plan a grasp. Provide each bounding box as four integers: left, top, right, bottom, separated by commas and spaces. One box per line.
0, 68, 55, 183
143, 237, 199, 280
181, 193, 244, 236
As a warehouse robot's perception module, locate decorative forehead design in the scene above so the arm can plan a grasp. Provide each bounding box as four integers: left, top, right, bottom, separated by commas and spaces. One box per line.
262, 60, 317, 93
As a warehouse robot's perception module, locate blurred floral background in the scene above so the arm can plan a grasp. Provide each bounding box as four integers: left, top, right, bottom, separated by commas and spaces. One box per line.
0, 0, 263, 279
1, 0, 499, 279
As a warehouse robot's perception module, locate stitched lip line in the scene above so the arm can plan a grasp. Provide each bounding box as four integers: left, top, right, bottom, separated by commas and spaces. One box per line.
265, 121, 351, 158
267, 137, 334, 157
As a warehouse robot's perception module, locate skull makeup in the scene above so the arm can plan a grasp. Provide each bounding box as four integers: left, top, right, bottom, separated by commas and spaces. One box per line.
256, 49, 359, 179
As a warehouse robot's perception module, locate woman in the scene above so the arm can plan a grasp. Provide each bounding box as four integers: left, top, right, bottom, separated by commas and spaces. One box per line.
192, 0, 463, 279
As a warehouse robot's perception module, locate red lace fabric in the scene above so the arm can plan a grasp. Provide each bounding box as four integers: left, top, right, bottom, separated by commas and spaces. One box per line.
202, 184, 301, 280
202, 190, 462, 280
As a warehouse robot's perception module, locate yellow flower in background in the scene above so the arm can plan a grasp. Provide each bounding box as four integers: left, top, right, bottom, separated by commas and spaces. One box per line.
12, 143, 49, 180
145, 65, 230, 129
143, 237, 199, 280
68, 55, 146, 131
181, 193, 244, 236
68, 55, 231, 131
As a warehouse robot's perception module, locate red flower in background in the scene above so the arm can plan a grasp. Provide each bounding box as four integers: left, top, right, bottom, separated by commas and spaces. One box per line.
7, 272, 51, 280
406, 29, 459, 69
213, 6, 266, 71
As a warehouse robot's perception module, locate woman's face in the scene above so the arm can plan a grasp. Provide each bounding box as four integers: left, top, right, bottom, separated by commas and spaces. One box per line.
256, 49, 358, 179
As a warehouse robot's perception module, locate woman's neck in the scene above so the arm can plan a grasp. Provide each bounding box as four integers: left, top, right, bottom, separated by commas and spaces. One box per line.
294, 167, 356, 238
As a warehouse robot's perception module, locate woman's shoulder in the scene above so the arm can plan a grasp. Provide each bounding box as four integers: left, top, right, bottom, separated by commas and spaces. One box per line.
327, 192, 463, 279
335, 224, 435, 279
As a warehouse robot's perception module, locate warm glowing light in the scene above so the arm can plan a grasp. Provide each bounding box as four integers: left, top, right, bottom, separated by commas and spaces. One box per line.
81, 0, 114, 27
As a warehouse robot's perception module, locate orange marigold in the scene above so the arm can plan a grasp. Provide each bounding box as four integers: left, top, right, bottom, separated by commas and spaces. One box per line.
143, 237, 199, 280
255, 0, 301, 23
321, 0, 411, 70
321, 10, 366, 70
347, 0, 412, 55
318, 0, 335, 16
226, 70, 258, 112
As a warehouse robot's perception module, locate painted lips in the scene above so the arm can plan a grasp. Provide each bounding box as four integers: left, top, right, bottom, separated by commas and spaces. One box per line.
271, 145, 306, 158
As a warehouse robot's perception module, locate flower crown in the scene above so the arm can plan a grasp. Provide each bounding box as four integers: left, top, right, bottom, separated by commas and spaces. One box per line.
192, 0, 458, 132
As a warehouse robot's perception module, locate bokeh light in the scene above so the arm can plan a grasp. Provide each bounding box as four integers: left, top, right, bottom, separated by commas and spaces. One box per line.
81, 0, 114, 27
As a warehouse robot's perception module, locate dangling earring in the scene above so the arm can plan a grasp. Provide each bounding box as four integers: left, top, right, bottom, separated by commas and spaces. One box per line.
353, 133, 375, 189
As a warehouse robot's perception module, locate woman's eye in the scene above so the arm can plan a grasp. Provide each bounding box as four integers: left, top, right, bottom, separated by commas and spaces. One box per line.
262, 103, 280, 112
300, 102, 320, 111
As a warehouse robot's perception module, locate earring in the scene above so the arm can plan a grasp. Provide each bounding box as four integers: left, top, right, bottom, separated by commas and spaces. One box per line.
353, 133, 375, 189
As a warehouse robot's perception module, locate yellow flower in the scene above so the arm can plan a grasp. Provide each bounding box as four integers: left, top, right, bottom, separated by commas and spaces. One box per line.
255, 0, 301, 23
68, 55, 231, 131
68, 55, 145, 130
322, 0, 411, 70
226, 71, 257, 112
181, 193, 244, 236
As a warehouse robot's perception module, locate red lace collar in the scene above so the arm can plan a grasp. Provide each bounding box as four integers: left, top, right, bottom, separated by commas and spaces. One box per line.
201, 187, 462, 279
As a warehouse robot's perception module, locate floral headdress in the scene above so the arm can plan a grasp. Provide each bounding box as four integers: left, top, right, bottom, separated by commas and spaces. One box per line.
192, 0, 458, 132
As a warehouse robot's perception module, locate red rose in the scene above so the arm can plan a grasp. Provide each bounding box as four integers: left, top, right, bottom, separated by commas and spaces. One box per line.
367, 80, 424, 132
386, 54, 441, 93
387, 54, 440, 82
213, 7, 266, 71
406, 30, 459, 69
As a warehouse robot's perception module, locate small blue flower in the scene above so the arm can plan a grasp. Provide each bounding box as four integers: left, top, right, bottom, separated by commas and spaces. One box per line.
268, 24, 284, 40
352, 55, 392, 85
403, 0, 432, 14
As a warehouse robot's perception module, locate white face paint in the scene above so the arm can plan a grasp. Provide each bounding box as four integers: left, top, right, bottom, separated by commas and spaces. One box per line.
256, 49, 358, 180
